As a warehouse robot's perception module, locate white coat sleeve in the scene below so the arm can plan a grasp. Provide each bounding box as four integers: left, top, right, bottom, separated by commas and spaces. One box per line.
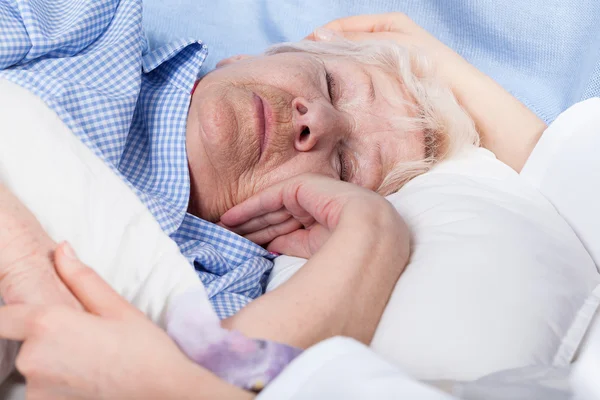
520, 98, 600, 269
257, 337, 456, 400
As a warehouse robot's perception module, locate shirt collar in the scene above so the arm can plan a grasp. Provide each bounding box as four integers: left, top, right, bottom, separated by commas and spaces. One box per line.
142, 38, 208, 92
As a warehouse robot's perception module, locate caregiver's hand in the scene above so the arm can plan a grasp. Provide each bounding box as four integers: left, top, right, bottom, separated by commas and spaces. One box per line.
308, 13, 547, 172
0, 184, 79, 308
0, 242, 253, 400
307, 12, 464, 86
220, 174, 409, 348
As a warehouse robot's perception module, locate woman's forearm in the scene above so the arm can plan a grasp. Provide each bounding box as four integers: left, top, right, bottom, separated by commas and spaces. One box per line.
443, 59, 547, 172
223, 201, 408, 349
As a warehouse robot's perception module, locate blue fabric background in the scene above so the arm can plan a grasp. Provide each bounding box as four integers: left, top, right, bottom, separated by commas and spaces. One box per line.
142, 0, 600, 124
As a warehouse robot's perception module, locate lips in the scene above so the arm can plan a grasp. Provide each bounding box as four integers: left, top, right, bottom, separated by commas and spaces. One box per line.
252, 93, 271, 155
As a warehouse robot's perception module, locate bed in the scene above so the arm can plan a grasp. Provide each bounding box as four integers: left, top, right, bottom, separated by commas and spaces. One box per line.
2, 0, 600, 397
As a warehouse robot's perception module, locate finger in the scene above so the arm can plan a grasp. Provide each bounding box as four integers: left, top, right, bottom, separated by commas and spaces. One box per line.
307, 28, 411, 47
305, 27, 343, 41
0, 304, 40, 340
319, 12, 410, 33
267, 230, 312, 258
338, 31, 411, 44
24, 388, 47, 400
220, 178, 309, 227
244, 218, 304, 245
54, 242, 143, 320
223, 174, 361, 230
220, 188, 282, 226
222, 208, 292, 235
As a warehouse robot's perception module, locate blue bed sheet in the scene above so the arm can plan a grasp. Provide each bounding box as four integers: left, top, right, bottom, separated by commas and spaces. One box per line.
142, 0, 600, 124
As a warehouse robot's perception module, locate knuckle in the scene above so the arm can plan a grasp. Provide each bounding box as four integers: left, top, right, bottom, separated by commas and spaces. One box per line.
391, 11, 409, 20
258, 213, 270, 227
0, 237, 53, 277
389, 12, 413, 28
265, 224, 280, 239
29, 308, 61, 335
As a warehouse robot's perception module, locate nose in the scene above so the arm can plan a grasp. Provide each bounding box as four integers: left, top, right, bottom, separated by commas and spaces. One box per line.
292, 97, 338, 152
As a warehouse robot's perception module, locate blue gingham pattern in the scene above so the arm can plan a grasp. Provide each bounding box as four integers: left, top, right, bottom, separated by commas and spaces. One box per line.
0, 0, 273, 318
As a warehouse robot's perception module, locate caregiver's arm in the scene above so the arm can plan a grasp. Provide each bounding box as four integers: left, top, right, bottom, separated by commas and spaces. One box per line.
0, 183, 79, 307
309, 13, 547, 172
258, 337, 456, 400
0, 242, 253, 400
220, 174, 410, 349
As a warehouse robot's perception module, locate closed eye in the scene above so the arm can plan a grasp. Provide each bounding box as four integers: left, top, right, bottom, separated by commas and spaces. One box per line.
326, 71, 337, 103
338, 149, 350, 182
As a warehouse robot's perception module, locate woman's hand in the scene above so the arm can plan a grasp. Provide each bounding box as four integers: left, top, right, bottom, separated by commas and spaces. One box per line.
308, 13, 547, 172
219, 173, 350, 257
221, 174, 409, 348
0, 242, 253, 400
0, 183, 79, 308
220, 173, 403, 258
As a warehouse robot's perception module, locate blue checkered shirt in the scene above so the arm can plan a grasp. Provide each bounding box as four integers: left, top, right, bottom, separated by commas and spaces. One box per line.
0, 0, 273, 318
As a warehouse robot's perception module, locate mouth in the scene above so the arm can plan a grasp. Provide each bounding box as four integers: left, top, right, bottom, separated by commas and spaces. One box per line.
252, 93, 271, 156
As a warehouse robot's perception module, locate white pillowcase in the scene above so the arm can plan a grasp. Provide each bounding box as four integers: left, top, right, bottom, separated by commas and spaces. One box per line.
268, 147, 600, 381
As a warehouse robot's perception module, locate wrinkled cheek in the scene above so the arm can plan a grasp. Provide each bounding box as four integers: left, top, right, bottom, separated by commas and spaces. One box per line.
200, 103, 236, 146
254, 159, 339, 196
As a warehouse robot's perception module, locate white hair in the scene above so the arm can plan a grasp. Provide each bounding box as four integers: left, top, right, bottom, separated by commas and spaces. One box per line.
265, 38, 479, 195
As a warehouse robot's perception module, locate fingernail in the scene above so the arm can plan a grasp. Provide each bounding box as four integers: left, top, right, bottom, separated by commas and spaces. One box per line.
62, 242, 77, 259
314, 28, 334, 41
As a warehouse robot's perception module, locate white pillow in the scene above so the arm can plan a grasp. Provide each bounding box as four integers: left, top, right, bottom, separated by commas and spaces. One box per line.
268, 147, 600, 381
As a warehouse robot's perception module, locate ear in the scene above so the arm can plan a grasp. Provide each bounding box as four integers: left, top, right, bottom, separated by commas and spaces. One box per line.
216, 54, 254, 68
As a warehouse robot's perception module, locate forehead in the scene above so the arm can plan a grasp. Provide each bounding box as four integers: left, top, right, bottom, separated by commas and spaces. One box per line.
262, 51, 373, 74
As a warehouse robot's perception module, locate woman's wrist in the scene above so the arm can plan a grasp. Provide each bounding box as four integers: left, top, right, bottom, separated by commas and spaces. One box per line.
225, 195, 409, 348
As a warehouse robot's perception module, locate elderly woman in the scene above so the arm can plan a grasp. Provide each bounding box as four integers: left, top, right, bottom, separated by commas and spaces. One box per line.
0, 0, 476, 339
0, 4, 547, 400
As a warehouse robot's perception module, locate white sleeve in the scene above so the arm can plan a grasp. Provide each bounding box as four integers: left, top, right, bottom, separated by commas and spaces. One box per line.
520, 98, 600, 269
257, 337, 455, 400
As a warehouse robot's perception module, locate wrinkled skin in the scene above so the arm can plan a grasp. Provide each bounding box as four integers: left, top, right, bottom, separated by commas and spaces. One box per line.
186, 51, 425, 222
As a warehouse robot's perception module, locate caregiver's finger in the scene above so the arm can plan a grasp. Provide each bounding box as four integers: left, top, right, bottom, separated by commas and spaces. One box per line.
0, 304, 40, 340
343, 31, 409, 42
244, 217, 304, 245
318, 30, 411, 46
54, 242, 143, 320
319, 12, 412, 34
223, 208, 292, 235
24, 389, 54, 400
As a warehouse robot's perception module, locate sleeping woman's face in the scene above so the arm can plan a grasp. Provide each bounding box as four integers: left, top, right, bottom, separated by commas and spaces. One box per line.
185, 51, 425, 222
